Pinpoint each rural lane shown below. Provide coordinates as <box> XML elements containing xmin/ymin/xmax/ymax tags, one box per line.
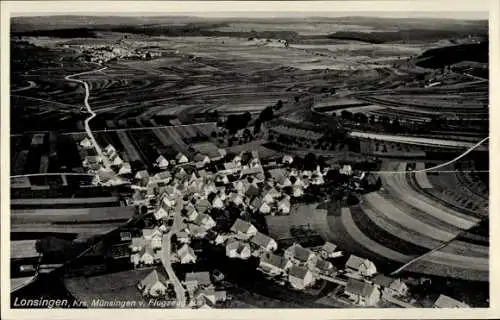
<box><xmin>65</xmin><ymin>67</ymin><xmax>110</xmax><ymax>169</ymax></box>
<box><xmin>160</xmin><ymin>199</ymin><xmax>187</xmax><ymax>308</ymax></box>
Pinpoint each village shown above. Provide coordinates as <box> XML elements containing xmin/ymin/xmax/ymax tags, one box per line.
<box><xmin>74</xmin><ymin>135</ymin><xmax>471</xmax><ymax>309</ymax></box>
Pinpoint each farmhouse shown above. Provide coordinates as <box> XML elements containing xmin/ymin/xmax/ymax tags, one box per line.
<box><xmin>212</xmin><ymin>195</ymin><xmax>224</xmax><ymax>209</ymax></box>
<box><xmin>138</xmin><ymin>269</ymin><xmax>170</xmax><ymax>298</ymax></box>
<box><xmin>320</xmin><ymin>242</ymin><xmax>341</xmax><ymax>259</ymax></box>
<box><xmin>135</xmin><ymin>170</ymin><xmax>150</xmax><ymax>183</ymax></box>
<box><xmin>177</xmin><ymin>231</ymin><xmax>191</xmax><ymax>244</ymax></box>
<box><xmin>230</xmin><ymin>219</ymin><xmax>258</xmax><ymax>240</ymax></box>
<box><xmin>284</xmin><ymin>243</ymin><xmax>316</xmax><ymax>266</ymax></box>
<box><xmin>176</xmin><ymin>152</ymin><xmax>189</xmax><ymax>164</ymax></box>
<box><xmin>184</xmin><ymin>271</ymin><xmax>213</xmax><ymax>293</ymax></box>
<box><xmin>258</xmin><ymin>252</ymin><xmax>291</xmax><ymax>276</ymax></box>
<box><xmin>277</xmin><ymin>197</ymin><xmax>291</xmax><ymax>214</ymax></box>
<box><xmin>259</xmin><ymin>201</ymin><xmax>272</xmax><ymax>214</ymax></box>
<box><xmin>372</xmin><ymin>274</ymin><xmax>409</xmax><ymax>297</ymax></box>
<box><xmin>104</xmin><ymin>144</ymin><xmax>117</xmax><ymax>157</ymax></box>
<box><xmin>194</xmin><ymin>288</ymin><xmax>227</xmax><ymax>305</ymax></box>
<box><xmin>228</xmin><ymin>192</ymin><xmax>244</xmax><ymax>206</ymax></box>
<box><xmin>250</xmin><ymin>232</ymin><xmax>278</xmax><ymax>252</ymax></box>
<box><xmin>345</xmin><ymin>254</ymin><xmax>377</xmax><ymax>277</ymax></box>
<box><xmin>288</xmin><ymin>265</ymin><xmax>314</xmax><ymax>290</ymax></box>
<box><xmin>177</xmin><ymin>244</ymin><xmax>197</xmax><ymax>264</ymax></box>
<box><xmin>118</xmin><ymin>162</ymin><xmax>132</xmax><ymax>176</ymax></box>
<box><xmin>282</xmin><ymin>155</ymin><xmax>294</xmax><ymax>165</ymax></box>
<box><xmin>226</xmin><ymin>239</ymin><xmax>252</xmax><ymax>260</ymax></box>
<box><xmin>142</xmin><ymin>228</ymin><xmax>163</xmax><ymax>249</ymax></box>
<box><xmin>313</xmin><ymin>259</ymin><xmax>336</xmax><ymax>275</ymax></box>
<box><xmin>131</xmin><ymin>244</ymin><xmax>157</xmax><ymax>266</ymax></box>
<box><xmin>80</xmin><ymin>137</ymin><xmax>93</xmax><ymax>149</ymax></box>
<box><xmin>184</xmin><ymin>204</ymin><xmax>199</xmax><ymax>221</ymax></box>
<box><xmin>154</xmin><ymin>204</ymin><xmax>170</xmax><ymax>221</ymax></box>
<box><xmin>340</xmin><ymin>165</ymin><xmax>353</xmax><ymax>176</ymax></box>
<box><xmin>433</xmin><ymin>294</ymin><xmax>470</xmax><ymax>308</ymax></box>
<box><xmin>156</xmin><ymin>155</ymin><xmax>170</xmax><ymax>170</ymax></box>
<box><xmin>193</xmin><ymin>213</ymin><xmax>216</xmax><ymax>230</ymax></box>
<box><xmin>194</xmin><ymin>153</ymin><xmax>211</xmax><ymax>168</ymax></box>
<box><xmin>129</xmin><ymin>237</ymin><xmax>146</xmax><ymax>252</ymax></box>
<box><xmin>344</xmin><ymin>278</ymin><xmax>380</xmax><ymax>306</ymax></box>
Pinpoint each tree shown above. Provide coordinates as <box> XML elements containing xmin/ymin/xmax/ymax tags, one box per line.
<box><xmin>304</xmin><ymin>153</ymin><xmax>317</xmax><ymax>170</ymax></box>
<box><xmin>276</xmin><ymin>99</ymin><xmax>283</xmax><ymax>110</ymax></box>
<box><xmin>259</xmin><ymin>106</ymin><xmax>274</xmax><ymax>122</ymax></box>
<box><xmin>341</xmin><ymin>110</ymin><xmax>353</xmax><ymax>120</ymax></box>
<box><xmin>253</xmin><ymin>119</ymin><xmax>262</xmax><ymax>134</ymax></box>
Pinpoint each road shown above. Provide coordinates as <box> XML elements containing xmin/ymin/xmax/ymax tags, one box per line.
<box><xmin>65</xmin><ymin>67</ymin><xmax>110</xmax><ymax>169</ymax></box>
<box><xmin>160</xmin><ymin>199</ymin><xmax>187</xmax><ymax>308</ymax></box>
<box><xmin>11</xmin><ymin>81</ymin><xmax>36</xmax><ymax>92</ymax></box>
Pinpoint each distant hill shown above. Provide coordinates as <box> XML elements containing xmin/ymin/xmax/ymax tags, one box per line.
<box><xmin>415</xmin><ymin>42</ymin><xmax>488</xmax><ymax>69</ymax></box>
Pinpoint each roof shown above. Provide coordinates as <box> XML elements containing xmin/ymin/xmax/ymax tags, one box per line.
<box><xmin>372</xmin><ymin>274</ymin><xmax>395</xmax><ymax>288</ymax></box>
<box><xmin>195</xmin><ymin>199</ymin><xmax>211</xmax><ymax>213</ymax></box>
<box><xmin>245</xmin><ymin>184</ymin><xmax>260</xmax><ymax>198</ymax></box>
<box><xmin>177</xmin><ymin>244</ymin><xmax>196</xmax><ymax>258</ymax></box>
<box><xmin>250</xmin><ymin>232</ymin><xmax>275</xmax><ymax>248</ymax></box>
<box><xmin>288</xmin><ymin>265</ymin><xmax>310</xmax><ymax>280</ymax></box>
<box><xmin>433</xmin><ymin>294</ymin><xmax>470</xmax><ymax>308</ymax></box>
<box><xmin>346</xmin><ymin>254</ymin><xmax>368</xmax><ymax>270</ymax></box>
<box><xmin>315</xmin><ymin>259</ymin><xmax>335</xmax><ymax>272</ymax></box>
<box><xmin>130</xmin><ymin>237</ymin><xmax>146</xmax><ymax>248</ymax></box>
<box><xmin>345</xmin><ymin>278</ymin><xmax>377</xmax><ymax>298</ymax></box>
<box><xmin>185</xmin><ymin>271</ymin><xmax>211</xmax><ymax>286</ymax></box>
<box><xmin>322</xmin><ymin>242</ymin><xmax>338</xmax><ymax>254</ymax></box>
<box><xmin>194</xmin><ymin>213</ymin><xmax>213</xmax><ymax>226</ymax></box>
<box><xmin>135</xmin><ymin>170</ymin><xmax>149</xmax><ymax>179</ymax></box>
<box><xmin>268</xmin><ymin>168</ymin><xmax>287</xmax><ymax>181</ymax></box>
<box><xmin>260</xmin><ymin>252</ymin><xmax>287</xmax><ymax>270</ymax></box>
<box><xmin>140</xmin><ymin>269</ymin><xmax>169</xmax><ymax>289</ymax></box>
<box><xmin>287</xmin><ymin>243</ymin><xmax>313</xmax><ymax>262</ymax></box>
<box><xmin>230</xmin><ymin>218</ymin><xmax>255</xmax><ymax>234</ymax></box>
<box><xmin>142</xmin><ymin>228</ymin><xmax>161</xmax><ymax>238</ymax></box>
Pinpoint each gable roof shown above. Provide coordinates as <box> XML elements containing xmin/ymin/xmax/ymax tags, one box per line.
<box><xmin>346</xmin><ymin>254</ymin><xmax>369</xmax><ymax>270</ymax></box>
<box><xmin>230</xmin><ymin>218</ymin><xmax>255</xmax><ymax>234</ymax></box>
<box><xmin>322</xmin><ymin>242</ymin><xmax>338</xmax><ymax>254</ymax></box>
<box><xmin>185</xmin><ymin>271</ymin><xmax>211</xmax><ymax>286</ymax></box>
<box><xmin>177</xmin><ymin>244</ymin><xmax>196</xmax><ymax>259</ymax></box>
<box><xmin>287</xmin><ymin>243</ymin><xmax>313</xmax><ymax>262</ymax></box>
<box><xmin>194</xmin><ymin>213</ymin><xmax>213</xmax><ymax>226</ymax></box>
<box><xmin>140</xmin><ymin>269</ymin><xmax>169</xmax><ymax>289</ymax></box>
<box><xmin>250</xmin><ymin>232</ymin><xmax>275</xmax><ymax>248</ymax></box>
<box><xmin>260</xmin><ymin>252</ymin><xmax>288</xmax><ymax>270</ymax></box>
<box><xmin>288</xmin><ymin>265</ymin><xmax>310</xmax><ymax>280</ymax></box>
<box><xmin>345</xmin><ymin>278</ymin><xmax>377</xmax><ymax>298</ymax></box>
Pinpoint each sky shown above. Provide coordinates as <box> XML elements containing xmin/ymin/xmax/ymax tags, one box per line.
<box><xmin>8</xmin><ymin>1</ymin><xmax>490</xmax><ymax>20</ymax></box>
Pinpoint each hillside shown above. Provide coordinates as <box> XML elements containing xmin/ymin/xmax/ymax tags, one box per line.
<box><xmin>415</xmin><ymin>42</ymin><xmax>488</xmax><ymax>69</ymax></box>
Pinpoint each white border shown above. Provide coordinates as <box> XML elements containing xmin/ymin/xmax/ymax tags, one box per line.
<box><xmin>1</xmin><ymin>1</ymin><xmax>498</xmax><ymax>319</ymax></box>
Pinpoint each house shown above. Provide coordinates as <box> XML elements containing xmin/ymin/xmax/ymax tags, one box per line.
<box><xmin>142</xmin><ymin>228</ymin><xmax>163</xmax><ymax>249</ymax></box>
<box><xmin>135</xmin><ymin>170</ymin><xmax>150</xmax><ymax>182</ymax></box>
<box><xmin>313</xmin><ymin>259</ymin><xmax>336</xmax><ymax>275</ymax></box>
<box><xmin>433</xmin><ymin>294</ymin><xmax>470</xmax><ymax>308</ymax></box>
<box><xmin>195</xmin><ymin>198</ymin><xmax>211</xmax><ymax>214</ymax></box>
<box><xmin>118</xmin><ymin>162</ymin><xmax>132</xmax><ymax>176</ymax></box>
<box><xmin>230</xmin><ymin>219</ymin><xmax>258</xmax><ymax>240</ymax></box>
<box><xmin>195</xmin><ymin>288</ymin><xmax>227</xmax><ymax>305</ymax></box>
<box><xmin>344</xmin><ymin>278</ymin><xmax>380</xmax><ymax>306</ymax></box>
<box><xmin>288</xmin><ymin>265</ymin><xmax>314</xmax><ymax>290</ymax></box>
<box><xmin>265</xmin><ymin>187</ymin><xmax>281</xmax><ymax>200</ymax></box>
<box><xmin>225</xmin><ymin>239</ymin><xmax>252</xmax><ymax>260</ymax></box>
<box><xmin>161</xmin><ymin>194</ymin><xmax>176</xmax><ymax>208</ymax></box>
<box><xmin>177</xmin><ymin>244</ymin><xmax>197</xmax><ymax>264</ymax></box>
<box><xmin>188</xmin><ymin>224</ymin><xmax>208</xmax><ymax>239</ymax></box>
<box><xmin>156</xmin><ymin>155</ymin><xmax>169</xmax><ymax>170</ymax></box>
<box><xmin>258</xmin><ymin>252</ymin><xmax>291</xmax><ymax>276</ymax></box>
<box><xmin>228</xmin><ymin>192</ymin><xmax>244</xmax><ymax>206</ymax></box>
<box><xmin>137</xmin><ymin>269</ymin><xmax>169</xmax><ymax>297</ymax></box>
<box><xmin>284</xmin><ymin>243</ymin><xmax>316</xmax><ymax>266</ymax></box>
<box><xmin>212</xmin><ymin>195</ymin><xmax>224</xmax><ymax>209</ymax></box>
<box><xmin>131</xmin><ymin>244</ymin><xmax>157</xmax><ymax>266</ymax></box>
<box><xmin>245</xmin><ymin>183</ymin><xmax>260</xmax><ymax>198</ymax></box>
<box><xmin>184</xmin><ymin>204</ymin><xmax>199</xmax><ymax>221</ymax></box>
<box><xmin>282</xmin><ymin>155</ymin><xmax>294</xmax><ymax>165</ymax></box>
<box><xmin>104</xmin><ymin>144</ymin><xmax>117</xmax><ymax>157</ymax></box>
<box><xmin>109</xmin><ymin>153</ymin><xmax>124</xmax><ymax>167</ymax></box>
<box><xmin>214</xmin><ymin>234</ymin><xmax>229</xmax><ymax>245</ymax></box>
<box><xmin>372</xmin><ymin>274</ymin><xmax>409</xmax><ymax>297</ymax></box>
<box><xmin>184</xmin><ymin>271</ymin><xmax>212</xmax><ymax>292</ymax></box>
<box><xmin>259</xmin><ymin>202</ymin><xmax>272</xmax><ymax>215</ymax></box>
<box><xmin>218</xmin><ymin>148</ymin><xmax>227</xmax><ymax>159</ymax></box>
<box><xmin>262</xmin><ymin>193</ymin><xmax>275</xmax><ymax>205</ymax></box>
<box><xmin>80</xmin><ymin>137</ymin><xmax>93</xmax><ymax>149</ymax></box>
<box><xmin>129</xmin><ymin>237</ymin><xmax>146</xmax><ymax>252</ymax></box>
<box><xmin>345</xmin><ymin>255</ymin><xmax>377</xmax><ymax>277</ymax></box>
<box><xmin>292</xmin><ymin>186</ymin><xmax>304</xmax><ymax>198</ymax></box>
<box><xmin>340</xmin><ymin>164</ymin><xmax>353</xmax><ymax>176</ymax></box>
<box><xmin>320</xmin><ymin>242</ymin><xmax>342</xmax><ymax>259</ymax></box>
<box><xmin>277</xmin><ymin>198</ymin><xmax>291</xmax><ymax>214</ymax></box>
<box><xmin>194</xmin><ymin>153</ymin><xmax>211</xmax><ymax>168</ymax></box>
<box><xmin>277</xmin><ymin>176</ymin><xmax>292</xmax><ymax>188</ymax></box>
<box><xmin>177</xmin><ymin>231</ymin><xmax>191</xmax><ymax>244</ymax></box>
<box><xmin>250</xmin><ymin>232</ymin><xmax>278</xmax><ymax>252</ymax></box>
<box><xmin>194</xmin><ymin>213</ymin><xmax>216</xmax><ymax>230</ymax></box>
<box><xmin>154</xmin><ymin>204</ymin><xmax>171</xmax><ymax>221</ymax></box>
<box><xmin>176</xmin><ymin>152</ymin><xmax>189</xmax><ymax>164</ymax></box>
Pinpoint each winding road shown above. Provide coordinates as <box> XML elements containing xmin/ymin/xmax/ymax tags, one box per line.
<box><xmin>65</xmin><ymin>67</ymin><xmax>110</xmax><ymax>169</ymax></box>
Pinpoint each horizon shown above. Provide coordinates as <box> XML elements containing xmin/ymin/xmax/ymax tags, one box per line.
<box><xmin>11</xmin><ymin>11</ymin><xmax>489</xmax><ymax>21</ymax></box>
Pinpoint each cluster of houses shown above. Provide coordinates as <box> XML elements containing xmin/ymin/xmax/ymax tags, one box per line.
<box><xmin>136</xmin><ymin>268</ymin><xmax>229</xmax><ymax>308</ymax></box>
